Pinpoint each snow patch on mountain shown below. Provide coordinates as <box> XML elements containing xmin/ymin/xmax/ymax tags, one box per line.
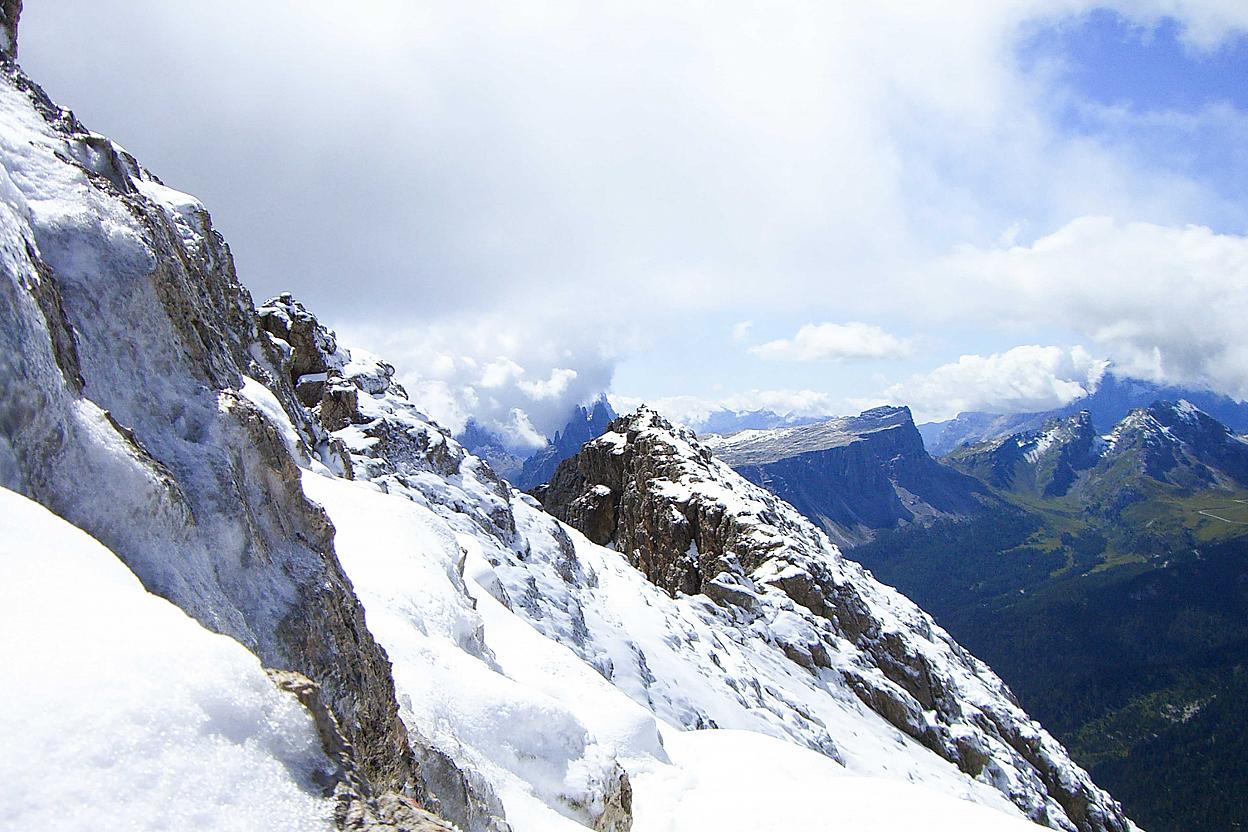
<box><xmin>0</xmin><ymin>487</ymin><xmax>337</xmax><ymax>832</ymax></box>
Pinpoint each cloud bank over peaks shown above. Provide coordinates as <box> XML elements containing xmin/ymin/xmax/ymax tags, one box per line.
<box><xmin>750</xmin><ymin>322</ymin><xmax>913</xmax><ymax>362</ymax></box>
<box><xmin>339</xmin><ymin>314</ymin><xmax>617</xmax><ymax>448</ymax></box>
<box><xmin>936</xmin><ymin>216</ymin><xmax>1248</xmax><ymax>401</ymax></box>
<box><xmin>876</xmin><ymin>345</ymin><xmax>1109</xmax><ymax>423</ymax></box>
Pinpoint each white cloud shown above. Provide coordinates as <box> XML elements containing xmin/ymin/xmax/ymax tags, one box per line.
<box><xmin>612</xmin><ymin>389</ymin><xmax>840</xmax><ymax>430</ymax></box>
<box><xmin>340</xmin><ymin>313</ymin><xmax>616</xmax><ymax>447</ymax></box>
<box><xmin>935</xmin><ymin>216</ymin><xmax>1248</xmax><ymax>400</ymax></box>
<box><xmin>881</xmin><ymin>345</ymin><xmax>1108</xmax><ymax>423</ymax></box>
<box><xmin>751</xmin><ymin>322</ymin><xmax>912</xmax><ymax>362</ymax></box>
<box><xmin>731</xmin><ymin>321</ymin><xmax>754</xmax><ymax>341</ymax></box>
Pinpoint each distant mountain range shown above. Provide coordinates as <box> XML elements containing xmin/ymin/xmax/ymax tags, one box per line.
<box><xmin>695</xmin><ymin>390</ymin><xmax>1248</xmax><ymax>831</ymax></box>
<box><xmin>704</xmin><ymin>406</ymin><xmax>994</xmax><ymax>547</ymax></box>
<box><xmin>693</xmin><ymin>408</ymin><xmax>827</xmax><ymax>435</ymax></box>
<box><xmin>919</xmin><ymin>372</ymin><xmax>1248</xmax><ymax>456</ymax></box>
<box><xmin>853</xmin><ymin>399</ymin><xmax>1248</xmax><ymax>832</ymax></box>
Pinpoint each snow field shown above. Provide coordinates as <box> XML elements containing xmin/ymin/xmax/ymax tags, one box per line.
<box><xmin>0</xmin><ymin>487</ymin><xmax>336</xmax><ymax>832</ymax></box>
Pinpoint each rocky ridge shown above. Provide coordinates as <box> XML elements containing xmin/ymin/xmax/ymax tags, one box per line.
<box><xmin>537</xmin><ymin>407</ymin><xmax>1132</xmax><ymax>832</ymax></box>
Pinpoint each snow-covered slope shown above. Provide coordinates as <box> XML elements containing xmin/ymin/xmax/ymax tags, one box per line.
<box><xmin>0</xmin><ymin>487</ymin><xmax>338</xmax><ymax>832</ymax></box>
<box><xmin>255</xmin><ymin>292</ymin><xmax>1134</xmax><ymax>832</ymax></box>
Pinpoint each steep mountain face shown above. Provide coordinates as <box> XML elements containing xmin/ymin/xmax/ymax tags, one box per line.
<box><xmin>945</xmin><ymin>412</ymin><xmax>1100</xmax><ymax>498</ymax></box>
<box><xmin>703</xmin><ymin>406</ymin><xmax>993</xmax><ymax>547</ymax></box>
<box><xmin>536</xmin><ymin>408</ymin><xmax>1132</xmax><ymax>832</ymax></box>
<box><xmin>854</xmin><ymin>401</ymin><xmax>1248</xmax><ymax>832</ymax></box>
<box><xmin>0</xmin><ymin>42</ymin><xmax>466</xmax><ymax>829</ymax></box>
<box><xmin>515</xmin><ymin>398</ymin><xmax>614</xmax><ymax>490</ymax></box>
<box><xmin>920</xmin><ymin>372</ymin><xmax>1248</xmax><ymax>457</ymax></box>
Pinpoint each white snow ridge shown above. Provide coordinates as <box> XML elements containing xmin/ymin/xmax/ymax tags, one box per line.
<box><xmin>0</xmin><ymin>21</ymin><xmax>1137</xmax><ymax>832</ymax></box>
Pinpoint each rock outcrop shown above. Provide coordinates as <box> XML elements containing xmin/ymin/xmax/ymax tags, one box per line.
<box><xmin>538</xmin><ymin>407</ymin><xmax>1133</xmax><ymax>832</ymax></box>
<box><xmin>0</xmin><ymin>0</ymin><xmax>19</xmax><ymax>56</ymax></box>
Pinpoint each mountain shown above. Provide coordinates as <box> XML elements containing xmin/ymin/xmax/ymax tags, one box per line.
<box><xmin>535</xmin><ymin>407</ymin><xmax>1132</xmax><ymax>831</ymax></box>
<box><xmin>0</xmin><ymin>15</ymin><xmax>1136</xmax><ymax>832</ymax></box>
<box><xmin>852</xmin><ymin>400</ymin><xmax>1248</xmax><ymax>832</ymax></box>
<box><xmin>276</xmin><ymin>301</ymin><xmax>1134</xmax><ymax>830</ymax></box>
<box><xmin>920</xmin><ymin>371</ymin><xmax>1248</xmax><ymax>456</ymax></box>
<box><xmin>703</xmin><ymin>406</ymin><xmax>995</xmax><ymax>547</ymax></box>
<box><xmin>513</xmin><ymin>398</ymin><xmax>615</xmax><ymax>490</ymax></box>
<box><xmin>944</xmin><ymin>411</ymin><xmax>1101</xmax><ymax>498</ymax></box>
<box><xmin>945</xmin><ymin>401</ymin><xmax>1248</xmax><ymax>505</ymax></box>
<box><xmin>919</xmin><ymin>411</ymin><xmax>1055</xmax><ymax>458</ymax></box>
<box><xmin>457</xmin><ymin>419</ymin><xmax>527</xmax><ymax>482</ymax></box>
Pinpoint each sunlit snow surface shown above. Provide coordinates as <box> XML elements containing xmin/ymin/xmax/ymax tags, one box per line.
<box><xmin>0</xmin><ymin>488</ymin><xmax>336</xmax><ymax>832</ymax></box>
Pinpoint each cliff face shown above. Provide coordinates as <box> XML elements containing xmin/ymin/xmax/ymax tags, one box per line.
<box><xmin>537</xmin><ymin>408</ymin><xmax>1133</xmax><ymax>832</ymax></box>
<box><xmin>0</xmin><ymin>1</ymin><xmax>19</xmax><ymax>55</ymax></box>
<box><xmin>0</xmin><ymin>48</ymin><xmax>440</xmax><ymax>827</ymax></box>
<box><xmin>704</xmin><ymin>407</ymin><xmax>992</xmax><ymax>547</ymax></box>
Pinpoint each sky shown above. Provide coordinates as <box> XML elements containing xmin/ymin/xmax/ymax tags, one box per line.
<box><xmin>18</xmin><ymin>2</ymin><xmax>1248</xmax><ymax>442</ymax></box>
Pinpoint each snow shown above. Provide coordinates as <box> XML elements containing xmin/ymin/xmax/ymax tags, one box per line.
<box><xmin>303</xmin><ymin>469</ymin><xmax>1045</xmax><ymax>831</ymax></box>
<box><xmin>0</xmin><ymin>487</ymin><xmax>335</xmax><ymax>832</ymax></box>
<box><xmin>302</xmin><ymin>471</ymin><xmax>633</xmax><ymax>831</ymax></box>
<box><xmin>631</xmin><ymin>728</ymin><xmax>1042</xmax><ymax>832</ymax></box>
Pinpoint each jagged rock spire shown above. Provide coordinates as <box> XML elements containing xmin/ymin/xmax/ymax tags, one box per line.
<box><xmin>1</xmin><ymin>1</ymin><xmax>21</xmax><ymax>57</ymax></box>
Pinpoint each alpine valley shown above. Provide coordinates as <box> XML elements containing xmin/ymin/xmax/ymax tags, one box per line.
<box><xmin>713</xmin><ymin>392</ymin><xmax>1248</xmax><ymax>831</ymax></box>
<box><xmin>0</xmin><ymin>7</ymin><xmax>1144</xmax><ymax>832</ymax></box>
